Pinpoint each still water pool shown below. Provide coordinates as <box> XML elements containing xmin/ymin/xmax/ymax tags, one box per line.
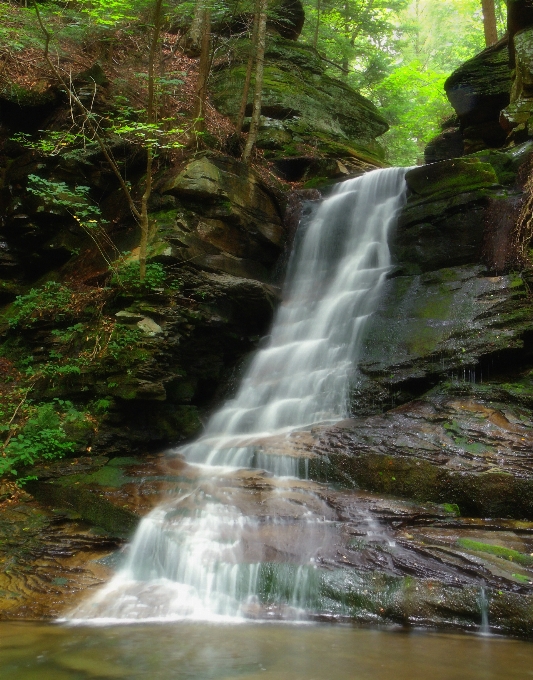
<box><xmin>1</xmin><ymin>622</ymin><xmax>532</xmax><ymax>680</ymax></box>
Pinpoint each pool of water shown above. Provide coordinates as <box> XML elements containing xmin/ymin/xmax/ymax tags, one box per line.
<box><xmin>1</xmin><ymin>622</ymin><xmax>532</xmax><ymax>680</ymax></box>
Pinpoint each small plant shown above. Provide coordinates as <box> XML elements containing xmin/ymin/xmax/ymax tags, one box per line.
<box><xmin>50</xmin><ymin>323</ymin><xmax>85</xmax><ymax>342</ymax></box>
<box><xmin>111</xmin><ymin>260</ymin><xmax>167</xmax><ymax>293</ymax></box>
<box><xmin>0</xmin><ymin>403</ymin><xmax>75</xmax><ymax>480</ymax></box>
<box><xmin>27</xmin><ymin>174</ymin><xmax>104</xmax><ymax>232</ymax></box>
<box><xmin>107</xmin><ymin>325</ymin><xmax>145</xmax><ymax>361</ymax></box>
<box><xmin>8</xmin><ymin>282</ymin><xmax>73</xmax><ymax>329</ymax></box>
<box><xmin>93</xmin><ymin>398</ymin><xmax>112</xmax><ymax>413</ymax></box>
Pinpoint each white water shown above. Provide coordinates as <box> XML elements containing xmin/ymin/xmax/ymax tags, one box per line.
<box><xmin>70</xmin><ymin>167</ymin><xmax>409</xmax><ymax>623</ymax></box>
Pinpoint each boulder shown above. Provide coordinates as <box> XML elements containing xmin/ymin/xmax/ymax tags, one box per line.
<box><xmin>424</xmin><ymin>126</ymin><xmax>464</xmax><ymax>164</ymax></box>
<box><xmin>211</xmin><ymin>36</ymin><xmax>388</xmax><ymax>181</ymax></box>
<box><xmin>159</xmin><ymin>154</ymin><xmax>285</xmax><ymax>279</ymax></box>
<box><xmin>445</xmin><ymin>39</ymin><xmax>511</xmax><ymax>152</ymax></box>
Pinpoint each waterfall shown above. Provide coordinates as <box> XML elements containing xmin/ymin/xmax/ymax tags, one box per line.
<box><xmin>70</xmin><ymin>167</ymin><xmax>409</xmax><ymax>623</ymax></box>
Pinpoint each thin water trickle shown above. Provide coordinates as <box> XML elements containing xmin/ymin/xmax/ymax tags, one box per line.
<box><xmin>70</xmin><ymin>167</ymin><xmax>409</xmax><ymax>623</ymax></box>
<box><xmin>479</xmin><ymin>586</ymin><xmax>490</xmax><ymax>635</ymax></box>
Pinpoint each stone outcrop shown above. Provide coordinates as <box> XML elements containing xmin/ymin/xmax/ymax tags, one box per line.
<box><xmin>429</xmin><ymin>5</ymin><xmax>533</xmax><ymax>157</ymax></box>
<box><xmin>212</xmin><ymin>36</ymin><xmax>388</xmax><ymax>183</ymax></box>
<box><xmin>444</xmin><ymin>39</ymin><xmax>511</xmax><ymax>154</ymax></box>
<box><xmin>0</xmin><ymin>140</ymin><xmax>286</xmax><ymax>454</ymax></box>
<box><xmin>501</xmin><ymin>27</ymin><xmax>533</xmax><ymax>144</ymax></box>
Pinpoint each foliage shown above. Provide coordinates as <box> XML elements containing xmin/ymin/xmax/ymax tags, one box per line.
<box><xmin>107</xmin><ymin>325</ymin><xmax>146</xmax><ymax>361</ymax></box>
<box><xmin>27</xmin><ymin>174</ymin><xmax>104</xmax><ymax>232</ymax></box>
<box><xmin>11</xmin><ymin>130</ymin><xmax>85</xmax><ymax>156</ymax></box>
<box><xmin>301</xmin><ymin>0</ymin><xmax>408</xmax><ymax>89</ymax></box>
<box><xmin>0</xmin><ymin>401</ymin><xmax>87</xmax><ymax>481</ymax></box>
<box><xmin>8</xmin><ymin>282</ymin><xmax>74</xmax><ymax>329</ymax></box>
<box><xmin>302</xmin><ymin>0</ymin><xmax>508</xmax><ymax>165</ymax></box>
<box><xmin>373</xmin><ymin>61</ymin><xmax>451</xmax><ymax>166</ymax></box>
<box><xmin>111</xmin><ymin>260</ymin><xmax>167</xmax><ymax>292</ymax></box>
<box><xmin>110</xmin><ymin>107</ymin><xmax>186</xmax><ymax>152</ymax></box>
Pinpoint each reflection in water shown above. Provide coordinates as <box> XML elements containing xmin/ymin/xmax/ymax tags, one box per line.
<box><xmin>1</xmin><ymin>622</ymin><xmax>533</xmax><ymax>680</ymax></box>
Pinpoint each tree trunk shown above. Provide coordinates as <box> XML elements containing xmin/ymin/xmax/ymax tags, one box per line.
<box><xmin>508</xmin><ymin>0</ymin><xmax>533</xmax><ymax>67</ymax></box>
<box><xmin>481</xmin><ymin>0</ymin><xmax>498</xmax><ymax>46</ymax></box>
<box><xmin>193</xmin><ymin>5</ymin><xmax>211</xmax><ymax>135</ymax></box>
<box><xmin>313</xmin><ymin>0</ymin><xmax>321</xmax><ymax>49</ymax></box>
<box><xmin>188</xmin><ymin>0</ymin><xmax>206</xmax><ymax>54</ymax></box>
<box><xmin>236</xmin><ymin>4</ymin><xmax>260</xmax><ymax>135</ymax></box>
<box><xmin>242</xmin><ymin>0</ymin><xmax>268</xmax><ymax>164</ymax></box>
<box><xmin>139</xmin><ymin>0</ymin><xmax>164</xmax><ymax>282</ymax></box>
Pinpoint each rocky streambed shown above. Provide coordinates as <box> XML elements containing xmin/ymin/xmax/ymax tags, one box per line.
<box><xmin>2</xmin><ymin>445</ymin><xmax>533</xmax><ymax>635</ymax></box>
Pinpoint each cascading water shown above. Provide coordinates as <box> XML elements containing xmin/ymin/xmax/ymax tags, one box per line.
<box><xmin>70</xmin><ymin>167</ymin><xmax>409</xmax><ymax>623</ymax></box>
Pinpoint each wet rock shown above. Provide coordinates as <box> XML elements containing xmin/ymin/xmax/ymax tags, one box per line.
<box><xmin>17</xmin><ymin>451</ymin><xmax>533</xmax><ymax>633</ymax></box>
<box><xmin>0</xmin><ymin>500</ymin><xmax>119</xmax><ymax>619</ymax></box>
<box><xmin>359</xmin><ymin>265</ymin><xmax>533</xmax><ymax>392</ymax></box>
<box><xmin>305</xmin><ymin>386</ymin><xmax>533</xmax><ymax>519</ymax></box>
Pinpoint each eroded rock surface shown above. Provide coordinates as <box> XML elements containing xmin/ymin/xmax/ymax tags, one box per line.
<box><xmin>4</xmin><ymin>453</ymin><xmax>532</xmax><ymax>635</ymax></box>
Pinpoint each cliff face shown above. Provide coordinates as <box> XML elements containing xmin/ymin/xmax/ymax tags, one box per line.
<box><xmin>0</xmin><ymin>8</ymin><xmax>389</xmax><ymax>461</ymax></box>
<box><xmin>4</xmin><ymin>5</ymin><xmax>533</xmax><ymax>634</ymax></box>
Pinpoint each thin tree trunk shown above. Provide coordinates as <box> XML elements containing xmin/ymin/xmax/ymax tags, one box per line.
<box><xmin>236</xmin><ymin>3</ymin><xmax>260</xmax><ymax>135</ymax></box>
<box><xmin>139</xmin><ymin>0</ymin><xmax>164</xmax><ymax>281</ymax></box>
<box><xmin>189</xmin><ymin>0</ymin><xmax>205</xmax><ymax>53</ymax></box>
<box><xmin>193</xmin><ymin>5</ymin><xmax>211</xmax><ymax>134</ymax></box>
<box><xmin>481</xmin><ymin>0</ymin><xmax>498</xmax><ymax>46</ymax></box>
<box><xmin>342</xmin><ymin>2</ymin><xmax>350</xmax><ymax>75</ymax></box>
<box><xmin>33</xmin><ymin>0</ymin><xmax>140</xmax><ymax>223</ymax></box>
<box><xmin>313</xmin><ymin>0</ymin><xmax>321</xmax><ymax>49</ymax></box>
<box><xmin>34</xmin><ymin>0</ymin><xmax>163</xmax><ymax>283</ymax></box>
<box><xmin>242</xmin><ymin>0</ymin><xmax>268</xmax><ymax>164</ymax></box>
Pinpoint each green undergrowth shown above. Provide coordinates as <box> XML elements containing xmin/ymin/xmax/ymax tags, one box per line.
<box><xmin>457</xmin><ymin>538</ymin><xmax>533</xmax><ymax>567</ymax></box>
<box><xmin>0</xmin><ymin>399</ymin><xmax>94</xmax><ymax>483</ymax></box>
<box><xmin>111</xmin><ymin>260</ymin><xmax>182</xmax><ymax>296</ymax></box>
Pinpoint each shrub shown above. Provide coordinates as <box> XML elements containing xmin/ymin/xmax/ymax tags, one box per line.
<box><xmin>8</xmin><ymin>282</ymin><xmax>73</xmax><ymax>329</ymax></box>
<box><xmin>111</xmin><ymin>261</ymin><xmax>167</xmax><ymax>293</ymax></box>
<box><xmin>0</xmin><ymin>403</ymin><xmax>76</xmax><ymax>480</ymax></box>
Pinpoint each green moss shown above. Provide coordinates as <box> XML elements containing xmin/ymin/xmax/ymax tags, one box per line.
<box><xmin>303</xmin><ymin>176</ymin><xmax>330</xmax><ymax>189</ymax></box>
<box><xmin>512</xmin><ymin>573</ymin><xmax>531</xmax><ymax>584</ymax></box>
<box><xmin>442</xmin><ymin>503</ymin><xmax>461</xmax><ymax>515</ymax></box>
<box><xmin>456</xmin><ymin>539</ymin><xmax>533</xmax><ymax>566</ymax></box>
<box><xmin>58</xmin><ymin>464</ymin><xmax>129</xmax><ymax>488</ymax></box>
<box><xmin>406</xmin><ymin>325</ymin><xmax>442</xmax><ymax>356</ymax></box>
<box><xmin>406</xmin><ymin>159</ymin><xmax>498</xmax><ymax>201</ymax></box>
<box><xmin>509</xmin><ymin>272</ymin><xmax>525</xmax><ymax>289</ymax></box>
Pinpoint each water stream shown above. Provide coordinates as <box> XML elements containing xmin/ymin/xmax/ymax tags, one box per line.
<box><xmin>70</xmin><ymin>167</ymin><xmax>409</xmax><ymax>623</ymax></box>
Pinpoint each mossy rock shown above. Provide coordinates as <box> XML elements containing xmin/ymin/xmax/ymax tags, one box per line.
<box><xmin>467</xmin><ymin>140</ymin><xmax>533</xmax><ymax>184</ymax></box>
<box><xmin>211</xmin><ymin>36</ymin><xmax>388</xmax><ymax>170</ymax></box>
<box><xmin>405</xmin><ymin>158</ymin><xmax>498</xmax><ymax>199</ymax></box>
<box><xmin>26</xmin><ymin>480</ymin><xmax>139</xmax><ymax>538</ymax></box>
<box><xmin>445</xmin><ymin>40</ymin><xmax>511</xmax><ymax>126</ymax></box>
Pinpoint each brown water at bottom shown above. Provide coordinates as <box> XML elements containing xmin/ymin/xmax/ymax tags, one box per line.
<box><xmin>1</xmin><ymin>621</ymin><xmax>532</xmax><ymax>680</ymax></box>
